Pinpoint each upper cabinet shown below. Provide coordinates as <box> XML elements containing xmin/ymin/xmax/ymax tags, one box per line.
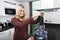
<box><xmin>15</xmin><ymin>0</ymin><xmax>39</xmax><ymax>3</ymax></box>
<box><xmin>0</xmin><ymin>0</ymin><xmax>19</xmax><ymax>16</ymax></box>
<box><xmin>32</xmin><ymin>1</ymin><xmax>41</xmax><ymax>10</ymax></box>
<box><xmin>0</xmin><ymin>1</ymin><xmax>5</xmax><ymax>15</ymax></box>
<box><xmin>32</xmin><ymin>0</ymin><xmax>54</xmax><ymax>10</ymax></box>
<box><xmin>54</xmin><ymin>0</ymin><xmax>60</xmax><ymax>8</ymax></box>
<box><xmin>32</xmin><ymin>0</ymin><xmax>60</xmax><ymax>10</ymax></box>
<box><xmin>4</xmin><ymin>0</ymin><xmax>18</xmax><ymax>8</ymax></box>
<box><xmin>40</xmin><ymin>0</ymin><xmax>54</xmax><ymax>9</ymax></box>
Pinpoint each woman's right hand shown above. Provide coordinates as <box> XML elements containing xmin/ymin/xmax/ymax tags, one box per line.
<box><xmin>28</xmin><ymin>36</ymin><xmax>34</xmax><ymax>40</ymax></box>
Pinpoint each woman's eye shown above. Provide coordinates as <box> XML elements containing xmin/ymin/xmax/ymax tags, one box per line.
<box><xmin>20</xmin><ymin>10</ymin><xmax>22</xmax><ymax>12</ymax></box>
<box><xmin>23</xmin><ymin>11</ymin><xmax>24</xmax><ymax>12</ymax></box>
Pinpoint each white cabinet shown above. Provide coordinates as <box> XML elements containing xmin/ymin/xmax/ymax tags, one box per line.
<box><xmin>0</xmin><ymin>0</ymin><xmax>18</xmax><ymax>16</ymax></box>
<box><xmin>32</xmin><ymin>0</ymin><xmax>60</xmax><ymax>10</ymax></box>
<box><xmin>4</xmin><ymin>2</ymin><xmax>17</xmax><ymax>9</ymax></box>
<box><xmin>54</xmin><ymin>0</ymin><xmax>60</xmax><ymax>8</ymax></box>
<box><xmin>32</xmin><ymin>0</ymin><xmax>54</xmax><ymax>10</ymax></box>
<box><xmin>40</xmin><ymin>0</ymin><xmax>54</xmax><ymax>9</ymax></box>
<box><xmin>0</xmin><ymin>1</ymin><xmax>5</xmax><ymax>15</ymax></box>
<box><xmin>9</xmin><ymin>28</ymin><xmax>14</xmax><ymax>40</ymax></box>
<box><xmin>32</xmin><ymin>1</ymin><xmax>41</xmax><ymax>10</ymax></box>
<box><xmin>0</xmin><ymin>28</ymin><xmax>14</xmax><ymax>40</ymax></box>
<box><xmin>0</xmin><ymin>30</ymin><xmax>10</xmax><ymax>40</ymax></box>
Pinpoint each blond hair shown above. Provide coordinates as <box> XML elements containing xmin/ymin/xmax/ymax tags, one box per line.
<box><xmin>15</xmin><ymin>4</ymin><xmax>26</xmax><ymax>20</ymax></box>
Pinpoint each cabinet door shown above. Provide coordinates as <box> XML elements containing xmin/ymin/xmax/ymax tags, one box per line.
<box><xmin>0</xmin><ymin>30</ymin><xmax>10</xmax><ymax>40</ymax></box>
<box><xmin>0</xmin><ymin>1</ymin><xmax>5</xmax><ymax>15</ymax></box>
<box><xmin>9</xmin><ymin>28</ymin><xmax>14</xmax><ymax>40</ymax></box>
<box><xmin>54</xmin><ymin>0</ymin><xmax>60</xmax><ymax>8</ymax></box>
<box><xmin>32</xmin><ymin>1</ymin><xmax>41</xmax><ymax>10</ymax></box>
<box><xmin>40</xmin><ymin>0</ymin><xmax>54</xmax><ymax>9</ymax></box>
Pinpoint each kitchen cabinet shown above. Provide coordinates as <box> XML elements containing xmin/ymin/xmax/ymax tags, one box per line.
<box><xmin>32</xmin><ymin>0</ymin><xmax>54</xmax><ymax>10</ymax></box>
<box><xmin>32</xmin><ymin>0</ymin><xmax>60</xmax><ymax>10</ymax></box>
<box><xmin>54</xmin><ymin>0</ymin><xmax>60</xmax><ymax>8</ymax></box>
<box><xmin>0</xmin><ymin>0</ymin><xmax>18</xmax><ymax>16</ymax></box>
<box><xmin>0</xmin><ymin>1</ymin><xmax>5</xmax><ymax>15</ymax></box>
<box><xmin>0</xmin><ymin>30</ymin><xmax>10</xmax><ymax>40</ymax></box>
<box><xmin>9</xmin><ymin>28</ymin><xmax>14</xmax><ymax>40</ymax></box>
<box><xmin>40</xmin><ymin>0</ymin><xmax>60</xmax><ymax>8</ymax></box>
<box><xmin>0</xmin><ymin>28</ymin><xmax>14</xmax><ymax>40</ymax></box>
<box><xmin>40</xmin><ymin>0</ymin><xmax>54</xmax><ymax>9</ymax></box>
<box><xmin>32</xmin><ymin>1</ymin><xmax>41</xmax><ymax>10</ymax></box>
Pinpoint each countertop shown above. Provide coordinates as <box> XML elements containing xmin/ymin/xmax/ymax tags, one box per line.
<box><xmin>0</xmin><ymin>26</ymin><xmax>13</xmax><ymax>32</ymax></box>
<box><xmin>44</xmin><ymin>22</ymin><xmax>60</xmax><ymax>24</ymax></box>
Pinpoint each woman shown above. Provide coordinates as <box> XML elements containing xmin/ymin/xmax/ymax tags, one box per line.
<box><xmin>11</xmin><ymin>4</ymin><xmax>43</xmax><ymax>40</ymax></box>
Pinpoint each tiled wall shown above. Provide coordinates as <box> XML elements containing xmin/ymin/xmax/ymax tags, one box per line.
<box><xmin>0</xmin><ymin>15</ymin><xmax>14</xmax><ymax>22</ymax></box>
<box><xmin>44</xmin><ymin>9</ymin><xmax>60</xmax><ymax>24</ymax></box>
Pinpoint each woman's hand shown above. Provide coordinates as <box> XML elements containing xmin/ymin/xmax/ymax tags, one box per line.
<box><xmin>32</xmin><ymin>11</ymin><xmax>44</xmax><ymax>21</ymax></box>
<box><xmin>39</xmin><ymin>11</ymin><xmax>44</xmax><ymax>17</ymax></box>
<box><xmin>28</xmin><ymin>36</ymin><xmax>34</xmax><ymax>40</ymax></box>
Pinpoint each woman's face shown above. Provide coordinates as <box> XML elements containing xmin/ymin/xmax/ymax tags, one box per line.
<box><xmin>18</xmin><ymin>8</ymin><xmax>26</xmax><ymax>18</ymax></box>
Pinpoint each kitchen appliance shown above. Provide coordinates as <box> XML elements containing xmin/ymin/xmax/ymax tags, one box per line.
<box><xmin>5</xmin><ymin>8</ymin><xmax>16</xmax><ymax>15</ymax></box>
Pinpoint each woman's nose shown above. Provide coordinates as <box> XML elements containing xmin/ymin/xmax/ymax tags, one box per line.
<box><xmin>21</xmin><ymin>11</ymin><xmax>24</xmax><ymax>13</ymax></box>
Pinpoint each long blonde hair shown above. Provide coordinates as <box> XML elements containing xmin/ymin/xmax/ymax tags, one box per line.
<box><xmin>15</xmin><ymin>4</ymin><xmax>26</xmax><ymax>20</ymax></box>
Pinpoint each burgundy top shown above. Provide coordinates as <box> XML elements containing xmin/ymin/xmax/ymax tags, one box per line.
<box><xmin>11</xmin><ymin>16</ymin><xmax>40</xmax><ymax>40</ymax></box>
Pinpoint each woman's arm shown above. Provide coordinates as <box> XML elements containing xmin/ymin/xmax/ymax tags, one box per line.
<box><xmin>31</xmin><ymin>16</ymin><xmax>40</xmax><ymax>24</ymax></box>
<box><xmin>11</xmin><ymin>17</ymin><xmax>34</xmax><ymax>28</ymax></box>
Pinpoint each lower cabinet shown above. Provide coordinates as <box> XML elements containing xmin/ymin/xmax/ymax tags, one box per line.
<box><xmin>0</xmin><ymin>28</ymin><xmax>14</xmax><ymax>40</ymax></box>
<box><xmin>0</xmin><ymin>30</ymin><xmax>10</xmax><ymax>40</ymax></box>
<box><xmin>9</xmin><ymin>28</ymin><xmax>14</xmax><ymax>40</ymax></box>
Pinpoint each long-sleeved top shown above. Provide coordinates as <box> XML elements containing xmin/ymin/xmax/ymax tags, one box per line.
<box><xmin>11</xmin><ymin>16</ymin><xmax>40</xmax><ymax>40</ymax></box>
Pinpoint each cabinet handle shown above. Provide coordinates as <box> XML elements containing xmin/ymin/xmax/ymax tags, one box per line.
<box><xmin>9</xmin><ymin>30</ymin><xmax>11</xmax><ymax>35</ymax></box>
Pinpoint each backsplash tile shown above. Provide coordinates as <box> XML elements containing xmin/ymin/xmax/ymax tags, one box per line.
<box><xmin>0</xmin><ymin>15</ymin><xmax>14</xmax><ymax>22</ymax></box>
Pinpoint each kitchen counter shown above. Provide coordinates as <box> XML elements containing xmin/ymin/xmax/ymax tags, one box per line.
<box><xmin>0</xmin><ymin>26</ymin><xmax>13</xmax><ymax>32</ymax></box>
<box><xmin>0</xmin><ymin>21</ymin><xmax>13</xmax><ymax>32</ymax></box>
<box><xmin>44</xmin><ymin>22</ymin><xmax>60</xmax><ymax>24</ymax></box>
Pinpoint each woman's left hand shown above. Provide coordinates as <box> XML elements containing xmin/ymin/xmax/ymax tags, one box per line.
<box><xmin>39</xmin><ymin>11</ymin><xmax>44</xmax><ymax>17</ymax></box>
